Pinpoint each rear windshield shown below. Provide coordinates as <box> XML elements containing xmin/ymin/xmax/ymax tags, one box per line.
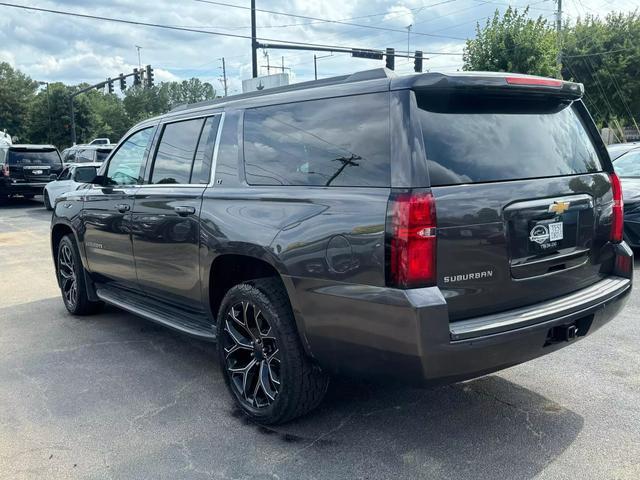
<box><xmin>95</xmin><ymin>149</ymin><xmax>112</xmax><ymax>162</ymax></box>
<box><xmin>7</xmin><ymin>149</ymin><xmax>62</xmax><ymax>167</ymax></box>
<box><xmin>417</xmin><ymin>96</ymin><xmax>603</xmax><ymax>186</ymax></box>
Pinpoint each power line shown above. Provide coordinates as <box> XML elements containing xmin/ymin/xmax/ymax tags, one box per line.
<box><xmin>564</xmin><ymin>48</ymin><xmax>636</xmax><ymax>58</ymax></box>
<box><xmin>0</xmin><ymin>2</ymin><xmax>464</xmax><ymax>56</ymax></box>
<box><xmin>193</xmin><ymin>0</ymin><xmax>468</xmax><ymax>41</ymax></box>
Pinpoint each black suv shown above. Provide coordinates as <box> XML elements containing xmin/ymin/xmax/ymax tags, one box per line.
<box><xmin>51</xmin><ymin>69</ymin><xmax>633</xmax><ymax>424</ymax></box>
<box><xmin>1</xmin><ymin>144</ymin><xmax>63</xmax><ymax>200</ymax></box>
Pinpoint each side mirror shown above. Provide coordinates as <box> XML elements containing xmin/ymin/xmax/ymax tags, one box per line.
<box><xmin>91</xmin><ymin>175</ymin><xmax>106</xmax><ymax>186</ymax></box>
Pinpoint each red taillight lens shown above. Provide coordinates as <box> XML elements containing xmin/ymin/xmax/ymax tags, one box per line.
<box><xmin>610</xmin><ymin>172</ymin><xmax>623</xmax><ymax>243</ymax></box>
<box><xmin>0</xmin><ymin>164</ymin><xmax>8</xmax><ymax>177</ymax></box>
<box><xmin>388</xmin><ymin>190</ymin><xmax>437</xmax><ymax>288</ymax></box>
<box><xmin>505</xmin><ymin>76</ymin><xmax>563</xmax><ymax>87</ymax></box>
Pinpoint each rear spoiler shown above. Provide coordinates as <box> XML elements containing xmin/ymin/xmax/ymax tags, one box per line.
<box><xmin>392</xmin><ymin>72</ymin><xmax>584</xmax><ymax>100</ymax></box>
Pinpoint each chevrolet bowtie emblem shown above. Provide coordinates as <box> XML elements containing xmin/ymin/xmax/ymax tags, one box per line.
<box><xmin>548</xmin><ymin>201</ymin><xmax>570</xmax><ymax>214</ymax></box>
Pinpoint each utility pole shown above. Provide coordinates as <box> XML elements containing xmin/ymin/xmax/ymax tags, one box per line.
<box><xmin>407</xmin><ymin>24</ymin><xmax>412</xmax><ymax>58</ymax></box>
<box><xmin>314</xmin><ymin>54</ymin><xmax>317</xmax><ymax>80</ymax></box>
<box><xmin>38</xmin><ymin>81</ymin><xmax>52</xmax><ymax>144</ymax></box>
<box><xmin>70</xmin><ymin>97</ymin><xmax>77</xmax><ymax>145</ymax></box>
<box><xmin>556</xmin><ymin>0</ymin><xmax>563</xmax><ymax>78</ymax></box>
<box><xmin>220</xmin><ymin>57</ymin><xmax>228</xmax><ymax>96</ymax></box>
<box><xmin>251</xmin><ymin>0</ymin><xmax>258</xmax><ymax>78</ymax></box>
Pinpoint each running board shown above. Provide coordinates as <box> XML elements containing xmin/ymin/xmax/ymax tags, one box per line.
<box><xmin>96</xmin><ymin>286</ymin><xmax>217</xmax><ymax>341</ymax></box>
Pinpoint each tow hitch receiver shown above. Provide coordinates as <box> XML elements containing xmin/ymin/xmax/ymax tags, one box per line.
<box><xmin>546</xmin><ymin>324</ymin><xmax>578</xmax><ymax>345</ymax></box>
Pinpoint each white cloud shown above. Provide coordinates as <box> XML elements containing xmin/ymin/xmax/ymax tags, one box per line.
<box><xmin>383</xmin><ymin>5</ymin><xmax>414</xmax><ymax>28</ymax></box>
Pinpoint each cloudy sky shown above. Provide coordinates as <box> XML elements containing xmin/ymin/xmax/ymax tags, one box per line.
<box><xmin>0</xmin><ymin>0</ymin><xmax>637</xmax><ymax>95</ymax></box>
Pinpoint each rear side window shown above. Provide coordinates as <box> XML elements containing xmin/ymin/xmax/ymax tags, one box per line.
<box><xmin>243</xmin><ymin>93</ymin><xmax>390</xmax><ymax>187</ymax></box>
<box><xmin>77</xmin><ymin>149</ymin><xmax>94</xmax><ymax>163</ymax></box>
<box><xmin>7</xmin><ymin>149</ymin><xmax>62</xmax><ymax>167</ymax></box>
<box><xmin>417</xmin><ymin>96</ymin><xmax>602</xmax><ymax>186</ymax></box>
<box><xmin>150</xmin><ymin>118</ymin><xmax>208</xmax><ymax>185</ymax></box>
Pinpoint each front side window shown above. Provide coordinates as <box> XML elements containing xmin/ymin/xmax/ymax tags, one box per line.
<box><xmin>76</xmin><ymin>149</ymin><xmax>95</xmax><ymax>163</ymax></box>
<box><xmin>150</xmin><ymin>118</ymin><xmax>205</xmax><ymax>185</ymax></box>
<box><xmin>243</xmin><ymin>93</ymin><xmax>391</xmax><ymax>187</ymax></box>
<box><xmin>105</xmin><ymin>127</ymin><xmax>154</xmax><ymax>186</ymax></box>
<box><xmin>614</xmin><ymin>150</ymin><xmax>640</xmax><ymax>177</ymax></box>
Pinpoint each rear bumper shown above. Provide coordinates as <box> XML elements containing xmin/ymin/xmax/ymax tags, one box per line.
<box><xmin>291</xmin><ymin>248</ymin><xmax>632</xmax><ymax>385</ymax></box>
<box><xmin>0</xmin><ymin>180</ymin><xmax>47</xmax><ymax>195</ymax></box>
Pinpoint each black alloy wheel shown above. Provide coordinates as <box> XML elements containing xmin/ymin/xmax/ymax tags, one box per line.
<box><xmin>58</xmin><ymin>242</ymin><xmax>79</xmax><ymax>311</ymax></box>
<box><xmin>222</xmin><ymin>300</ymin><xmax>281</xmax><ymax>409</ymax></box>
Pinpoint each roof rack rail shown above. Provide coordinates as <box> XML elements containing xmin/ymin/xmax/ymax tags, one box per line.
<box><xmin>169</xmin><ymin>68</ymin><xmax>395</xmax><ymax>113</ymax></box>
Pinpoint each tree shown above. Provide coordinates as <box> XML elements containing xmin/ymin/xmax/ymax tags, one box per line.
<box><xmin>562</xmin><ymin>12</ymin><xmax>640</xmax><ymax>129</ymax></box>
<box><xmin>0</xmin><ymin>62</ymin><xmax>38</xmax><ymax>142</ymax></box>
<box><xmin>162</xmin><ymin>78</ymin><xmax>216</xmax><ymax>106</ymax></box>
<box><xmin>463</xmin><ymin>7</ymin><xmax>558</xmax><ymax>78</ymax></box>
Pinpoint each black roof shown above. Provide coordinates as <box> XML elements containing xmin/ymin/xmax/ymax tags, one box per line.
<box><xmin>137</xmin><ymin>68</ymin><xmax>583</xmax><ymax>127</ymax></box>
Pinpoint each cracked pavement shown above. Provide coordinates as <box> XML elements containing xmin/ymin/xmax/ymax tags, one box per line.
<box><xmin>1</xmin><ymin>197</ymin><xmax>639</xmax><ymax>479</ymax></box>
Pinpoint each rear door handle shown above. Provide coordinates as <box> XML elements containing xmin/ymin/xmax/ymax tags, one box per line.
<box><xmin>174</xmin><ymin>206</ymin><xmax>196</xmax><ymax>216</ymax></box>
<box><xmin>116</xmin><ymin>203</ymin><xmax>130</xmax><ymax>213</ymax></box>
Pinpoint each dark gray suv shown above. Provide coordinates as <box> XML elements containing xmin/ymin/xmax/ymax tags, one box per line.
<box><xmin>50</xmin><ymin>69</ymin><xmax>633</xmax><ymax>424</ymax></box>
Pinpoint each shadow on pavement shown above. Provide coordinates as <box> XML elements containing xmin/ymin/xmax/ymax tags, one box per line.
<box><xmin>2</xmin><ymin>298</ymin><xmax>584</xmax><ymax>480</ymax></box>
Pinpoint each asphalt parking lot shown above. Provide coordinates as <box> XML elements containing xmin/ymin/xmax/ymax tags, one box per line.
<box><xmin>1</xmin><ymin>197</ymin><xmax>639</xmax><ymax>480</ymax></box>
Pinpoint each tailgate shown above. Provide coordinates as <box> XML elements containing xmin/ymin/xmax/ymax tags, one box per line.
<box><xmin>415</xmin><ymin>88</ymin><xmax>614</xmax><ymax>321</ymax></box>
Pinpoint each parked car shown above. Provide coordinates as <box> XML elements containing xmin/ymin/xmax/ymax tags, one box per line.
<box><xmin>89</xmin><ymin>138</ymin><xmax>111</xmax><ymax>145</ymax></box>
<box><xmin>607</xmin><ymin>141</ymin><xmax>640</xmax><ymax>161</ymax></box>
<box><xmin>61</xmin><ymin>144</ymin><xmax>114</xmax><ymax>166</ymax></box>
<box><xmin>1</xmin><ymin>144</ymin><xmax>63</xmax><ymax>201</ymax></box>
<box><xmin>51</xmin><ymin>69</ymin><xmax>632</xmax><ymax>425</ymax></box>
<box><xmin>610</xmin><ymin>146</ymin><xmax>640</xmax><ymax>247</ymax></box>
<box><xmin>43</xmin><ymin>162</ymin><xmax>102</xmax><ymax>210</ymax></box>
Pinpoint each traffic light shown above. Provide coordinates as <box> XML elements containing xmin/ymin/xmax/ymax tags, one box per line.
<box><xmin>107</xmin><ymin>78</ymin><xmax>114</xmax><ymax>94</ymax></box>
<box><xmin>119</xmin><ymin>74</ymin><xmax>126</xmax><ymax>90</ymax></box>
<box><xmin>414</xmin><ymin>50</ymin><xmax>423</xmax><ymax>73</ymax></box>
<box><xmin>133</xmin><ymin>68</ymin><xmax>141</xmax><ymax>86</ymax></box>
<box><xmin>146</xmin><ymin>65</ymin><xmax>154</xmax><ymax>88</ymax></box>
<box><xmin>385</xmin><ymin>48</ymin><xmax>395</xmax><ymax>71</ymax></box>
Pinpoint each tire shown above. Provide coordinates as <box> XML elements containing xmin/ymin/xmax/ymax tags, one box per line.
<box><xmin>44</xmin><ymin>191</ymin><xmax>53</xmax><ymax>211</ymax></box>
<box><xmin>56</xmin><ymin>235</ymin><xmax>103</xmax><ymax>315</ymax></box>
<box><xmin>217</xmin><ymin>278</ymin><xmax>329</xmax><ymax>425</ymax></box>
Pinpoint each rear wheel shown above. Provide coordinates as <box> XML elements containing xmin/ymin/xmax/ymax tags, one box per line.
<box><xmin>217</xmin><ymin>278</ymin><xmax>328</xmax><ymax>424</ymax></box>
<box><xmin>57</xmin><ymin>235</ymin><xmax>103</xmax><ymax>315</ymax></box>
<box><xmin>44</xmin><ymin>191</ymin><xmax>53</xmax><ymax>211</ymax></box>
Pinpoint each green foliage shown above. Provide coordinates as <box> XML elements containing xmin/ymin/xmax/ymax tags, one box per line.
<box><xmin>463</xmin><ymin>7</ymin><xmax>558</xmax><ymax>77</ymax></box>
<box><xmin>562</xmin><ymin>12</ymin><xmax>640</xmax><ymax>127</ymax></box>
<box><xmin>1</xmin><ymin>63</ymin><xmax>216</xmax><ymax>149</ymax></box>
<box><xmin>0</xmin><ymin>62</ymin><xmax>38</xmax><ymax>142</ymax></box>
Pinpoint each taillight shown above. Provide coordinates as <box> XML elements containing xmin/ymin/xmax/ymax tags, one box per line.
<box><xmin>387</xmin><ymin>190</ymin><xmax>437</xmax><ymax>288</ymax></box>
<box><xmin>0</xmin><ymin>163</ymin><xmax>8</xmax><ymax>177</ymax></box>
<box><xmin>610</xmin><ymin>172</ymin><xmax>623</xmax><ymax>243</ymax></box>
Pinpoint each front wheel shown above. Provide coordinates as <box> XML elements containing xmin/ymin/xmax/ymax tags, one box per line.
<box><xmin>217</xmin><ymin>278</ymin><xmax>328</xmax><ymax>424</ymax></box>
<box><xmin>57</xmin><ymin>235</ymin><xmax>103</xmax><ymax>315</ymax></box>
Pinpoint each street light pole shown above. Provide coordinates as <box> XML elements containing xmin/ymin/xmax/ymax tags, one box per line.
<box><xmin>251</xmin><ymin>0</ymin><xmax>258</xmax><ymax>78</ymax></box>
<box><xmin>38</xmin><ymin>81</ymin><xmax>52</xmax><ymax>144</ymax></box>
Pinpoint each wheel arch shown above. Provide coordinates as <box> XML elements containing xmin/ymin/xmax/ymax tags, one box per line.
<box><xmin>205</xmin><ymin>252</ymin><xmax>313</xmax><ymax>357</ymax></box>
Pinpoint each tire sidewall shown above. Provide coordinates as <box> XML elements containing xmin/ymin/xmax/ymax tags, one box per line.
<box><xmin>57</xmin><ymin>235</ymin><xmax>82</xmax><ymax>314</ymax></box>
<box><xmin>217</xmin><ymin>283</ymin><xmax>293</xmax><ymax>422</ymax></box>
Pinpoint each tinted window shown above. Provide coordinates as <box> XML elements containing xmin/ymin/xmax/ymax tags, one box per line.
<box><xmin>614</xmin><ymin>150</ymin><xmax>640</xmax><ymax>177</ymax></box>
<box><xmin>7</xmin><ymin>149</ymin><xmax>62</xmax><ymax>167</ymax></box>
<box><xmin>191</xmin><ymin>116</ymin><xmax>220</xmax><ymax>184</ymax></box>
<box><xmin>77</xmin><ymin>149</ymin><xmax>94</xmax><ymax>163</ymax></box>
<box><xmin>95</xmin><ymin>149</ymin><xmax>112</xmax><ymax>162</ymax></box>
<box><xmin>74</xmin><ymin>166</ymin><xmax>98</xmax><ymax>182</ymax></box>
<box><xmin>151</xmin><ymin>118</ymin><xmax>204</xmax><ymax>184</ymax></box>
<box><xmin>58</xmin><ymin>167</ymin><xmax>71</xmax><ymax>181</ymax></box>
<box><xmin>417</xmin><ymin>99</ymin><xmax>602</xmax><ymax>186</ymax></box>
<box><xmin>243</xmin><ymin>93</ymin><xmax>390</xmax><ymax>186</ymax></box>
<box><xmin>106</xmin><ymin>127</ymin><xmax>154</xmax><ymax>186</ymax></box>
<box><xmin>214</xmin><ymin>111</ymin><xmax>241</xmax><ymax>186</ymax></box>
